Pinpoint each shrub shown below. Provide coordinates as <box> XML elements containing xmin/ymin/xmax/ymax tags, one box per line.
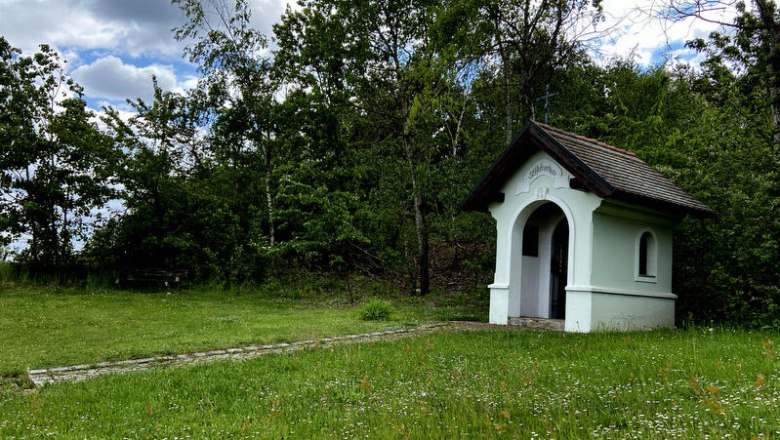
<box><xmin>359</xmin><ymin>298</ymin><xmax>392</xmax><ymax>321</ymax></box>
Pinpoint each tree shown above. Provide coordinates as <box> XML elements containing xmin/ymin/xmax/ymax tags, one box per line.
<box><xmin>94</xmin><ymin>80</ymin><xmax>204</xmax><ymax>273</ymax></box>
<box><xmin>662</xmin><ymin>0</ymin><xmax>780</xmax><ymax>147</ymax></box>
<box><xmin>275</xmin><ymin>0</ymin><xmax>482</xmax><ymax>294</ymax></box>
<box><xmin>654</xmin><ymin>1</ymin><xmax>780</xmax><ymax>324</ymax></box>
<box><xmin>173</xmin><ymin>0</ymin><xmax>282</xmax><ymax>283</ymax></box>
<box><xmin>442</xmin><ymin>0</ymin><xmax>605</xmax><ymax>143</ymax></box>
<box><xmin>0</xmin><ymin>37</ymin><xmax>117</xmax><ymax>272</ymax></box>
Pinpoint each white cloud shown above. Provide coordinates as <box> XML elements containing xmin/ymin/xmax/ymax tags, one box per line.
<box><xmin>0</xmin><ymin>0</ymin><xmax>298</xmax><ymax>110</ymax></box>
<box><xmin>71</xmin><ymin>56</ymin><xmax>195</xmax><ymax>103</ymax></box>
<box><xmin>0</xmin><ymin>0</ymin><xmax>188</xmax><ymax>58</ymax></box>
<box><xmin>0</xmin><ymin>0</ymin><xmax>297</xmax><ymax>59</ymax></box>
<box><xmin>251</xmin><ymin>0</ymin><xmax>290</xmax><ymax>38</ymax></box>
<box><xmin>591</xmin><ymin>0</ymin><xmax>740</xmax><ymax>66</ymax></box>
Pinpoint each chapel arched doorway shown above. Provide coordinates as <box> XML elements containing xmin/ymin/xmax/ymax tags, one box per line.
<box><xmin>517</xmin><ymin>202</ymin><xmax>570</xmax><ymax>319</ymax></box>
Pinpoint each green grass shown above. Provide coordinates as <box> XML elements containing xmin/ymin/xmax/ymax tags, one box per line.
<box><xmin>3</xmin><ymin>281</ymin><xmax>776</xmax><ymax>437</ymax></box>
<box><xmin>1</xmin><ymin>328</ymin><xmax>779</xmax><ymax>438</ymax></box>
<box><xmin>0</xmin><ymin>283</ymin><xmax>485</xmax><ymax>376</ymax></box>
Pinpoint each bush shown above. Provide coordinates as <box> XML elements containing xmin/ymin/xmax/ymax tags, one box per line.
<box><xmin>359</xmin><ymin>298</ymin><xmax>392</xmax><ymax>321</ymax></box>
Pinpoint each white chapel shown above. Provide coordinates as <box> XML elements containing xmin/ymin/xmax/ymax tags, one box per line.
<box><xmin>462</xmin><ymin>122</ymin><xmax>712</xmax><ymax>332</ymax></box>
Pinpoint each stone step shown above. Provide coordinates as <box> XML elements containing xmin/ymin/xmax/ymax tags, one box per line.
<box><xmin>508</xmin><ymin>316</ymin><xmax>565</xmax><ymax>331</ymax></box>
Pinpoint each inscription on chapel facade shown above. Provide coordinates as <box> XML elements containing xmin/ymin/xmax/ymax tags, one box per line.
<box><xmin>517</xmin><ymin>159</ymin><xmax>569</xmax><ymax>194</ymax></box>
<box><xmin>529</xmin><ymin>162</ymin><xmax>558</xmax><ymax>180</ymax></box>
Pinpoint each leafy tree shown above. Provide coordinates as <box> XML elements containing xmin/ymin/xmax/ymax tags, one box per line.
<box><xmin>173</xmin><ymin>0</ymin><xmax>281</xmax><ymax>283</ymax></box>
<box><xmin>92</xmin><ymin>81</ymin><xmax>203</xmax><ymax>273</ymax></box>
<box><xmin>663</xmin><ymin>0</ymin><xmax>780</xmax><ymax>145</ymax></box>
<box><xmin>0</xmin><ymin>37</ymin><xmax>118</xmax><ymax>272</ymax></box>
<box><xmin>275</xmin><ymin>0</ymin><xmax>485</xmax><ymax>294</ymax></box>
<box><xmin>442</xmin><ymin>0</ymin><xmax>605</xmax><ymax>142</ymax></box>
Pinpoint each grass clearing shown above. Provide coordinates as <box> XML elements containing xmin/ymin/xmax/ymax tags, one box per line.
<box><xmin>1</xmin><ymin>328</ymin><xmax>778</xmax><ymax>438</ymax></box>
<box><xmin>3</xmin><ymin>281</ymin><xmax>777</xmax><ymax>437</ymax></box>
<box><xmin>0</xmin><ymin>283</ymin><xmax>485</xmax><ymax>376</ymax></box>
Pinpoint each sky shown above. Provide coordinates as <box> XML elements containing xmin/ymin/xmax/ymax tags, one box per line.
<box><xmin>0</xmin><ymin>0</ymin><xmax>294</xmax><ymax>111</ymax></box>
<box><xmin>0</xmin><ymin>0</ymin><xmax>741</xmax><ymax>115</ymax></box>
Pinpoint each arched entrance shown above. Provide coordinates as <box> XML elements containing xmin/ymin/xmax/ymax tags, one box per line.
<box><xmin>513</xmin><ymin>202</ymin><xmax>570</xmax><ymax>320</ymax></box>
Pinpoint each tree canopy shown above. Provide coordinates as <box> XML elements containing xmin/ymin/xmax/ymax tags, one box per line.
<box><xmin>1</xmin><ymin>0</ymin><xmax>779</xmax><ymax>326</ymax></box>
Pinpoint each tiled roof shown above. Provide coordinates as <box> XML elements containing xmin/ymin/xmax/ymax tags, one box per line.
<box><xmin>462</xmin><ymin>121</ymin><xmax>713</xmax><ymax>217</ymax></box>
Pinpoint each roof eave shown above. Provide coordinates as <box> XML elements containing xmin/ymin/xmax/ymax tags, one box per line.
<box><xmin>529</xmin><ymin>122</ymin><xmax>614</xmax><ymax>198</ymax></box>
<box><xmin>609</xmin><ymin>190</ymin><xmax>715</xmax><ymax>219</ymax></box>
<box><xmin>461</xmin><ymin>121</ymin><xmax>536</xmax><ymax>212</ymax></box>
<box><xmin>461</xmin><ymin>121</ymin><xmax>615</xmax><ymax>212</ymax></box>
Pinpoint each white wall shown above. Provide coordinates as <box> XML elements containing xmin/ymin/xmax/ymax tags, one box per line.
<box><xmin>486</xmin><ymin>151</ymin><xmax>680</xmax><ymax>332</ymax></box>
<box><xmin>565</xmin><ymin>289</ymin><xmax>676</xmax><ymax>332</ymax></box>
<box><xmin>590</xmin><ymin>202</ymin><xmax>677</xmax><ymax>295</ymax></box>
<box><xmin>519</xmin><ymin>256</ymin><xmax>539</xmax><ymax>316</ymax></box>
<box><xmin>487</xmin><ymin>150</ymin><xmax>601</xmax><ymax>325</ymax></box>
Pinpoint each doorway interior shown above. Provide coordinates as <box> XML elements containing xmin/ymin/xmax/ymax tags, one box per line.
<box><xmin>518</xmin><ymin>203</ymin><xmax>569</xmax><ymax>319</ymax></box>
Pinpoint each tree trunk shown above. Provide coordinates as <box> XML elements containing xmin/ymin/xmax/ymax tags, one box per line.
<box><xmin>490</xmin><ymin>7</ymin><xmax>513</xmax><ymax>145</ymax></box>
<box><xmin>262</xmin><ymin>139</ymin><xmax>276</xmax><ymax>246</ymax></box>
<box><xmin>413</xmin><ymin>194</ymin><xmax>429</xmax><ymax>295</ymax></box>
<box><xmin>403</xmin><ymin>133</ymin><xmax>430</xmax><ymax>296</ymax></box>
<box><xmin>755</xmin><ymin>0</ymin><xmax>780</xmax><ymax>146</ymax></box>
<box><xmin>501</xmin><ymin>48</ymin><xmax>513</xmax><ymax>145</ymax></box>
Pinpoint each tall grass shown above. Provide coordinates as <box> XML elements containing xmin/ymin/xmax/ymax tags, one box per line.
<box><xmin>1</xmin><ymin>328</ymin><xmax>778</xmax><ymax>438</ymax></box>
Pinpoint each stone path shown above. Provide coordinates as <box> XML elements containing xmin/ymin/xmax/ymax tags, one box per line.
<box><xmin>27</xmin><ymin>323</ymin><xmax>449</xmax><ymax>387</ymax></box>
<box><xmin>26</xmin><ymin>320</ymin><xmax>559</xmax><ymax>387</ymax></box>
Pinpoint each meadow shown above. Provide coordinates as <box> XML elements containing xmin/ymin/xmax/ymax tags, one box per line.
<box><xmin>1</xmin><ymin>283</ymin><xmax>778</xmax><ymax>438</ymax></box>
<box><xmin>0</xmin><ymin>280</ymin><xmax>483</xmax><ymax>377</ymax></box>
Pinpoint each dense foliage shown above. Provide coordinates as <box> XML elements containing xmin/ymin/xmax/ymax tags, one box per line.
<box><xmin>1</xmin><ymin>0</ymin><xmax>779</xmax><ymax>325</ymax></box>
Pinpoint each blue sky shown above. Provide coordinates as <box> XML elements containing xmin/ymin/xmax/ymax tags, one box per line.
<box><xmin>0</xmin><ymin>0</ymin><xmax>737</xmax><ymax>115</ymax></box>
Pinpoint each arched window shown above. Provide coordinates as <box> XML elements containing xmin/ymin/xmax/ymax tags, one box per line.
<box><xmin>637</xmin><ymin>230</ymin><xmax>657</xmax><ymax>281</ymax></box>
